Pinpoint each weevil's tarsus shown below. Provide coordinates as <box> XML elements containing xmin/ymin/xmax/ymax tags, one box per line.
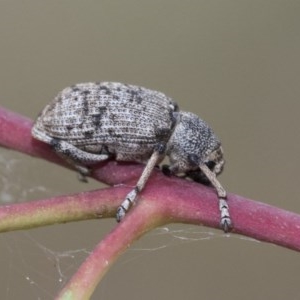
<box><xmin>116</xmin><ymin>188</ymin><xmax>138</xmax><ymax>222</ymax></box>
<box><xmin>116</xmin><ymin>144</ymin><xmax>166</xmax><ymax>222</ymax></box>
<box><xmin>199</xmin><ymin>163</ymin><xmax>232</xmax><ymax>232</ymax></box>
<box><xmin>76</xmin><ymin>166</ymin><xmax>91</xmax><ymax>183</ymax></box>
<box><xmin>219</xmin><ymin>198</ymin><xmax>232</xmax><ymax>233</ymax></box>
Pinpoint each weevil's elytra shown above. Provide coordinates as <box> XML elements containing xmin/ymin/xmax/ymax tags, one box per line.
<box><xmin>32</xmin><ymin>82</ymin><xmax>232</xmax><ymax>232</ymax></box>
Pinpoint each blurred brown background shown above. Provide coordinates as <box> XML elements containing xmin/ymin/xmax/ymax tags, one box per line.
<box><xmin>1</xmin><ymin>1</ymin><xmax>300</xmax><ymax>299</ymax></box>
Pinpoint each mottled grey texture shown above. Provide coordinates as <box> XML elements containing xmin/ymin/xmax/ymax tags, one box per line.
<box><xmin>32</xmin><ymin>82</ymin><xmax>178</xmax><ymax>164</ymax></box>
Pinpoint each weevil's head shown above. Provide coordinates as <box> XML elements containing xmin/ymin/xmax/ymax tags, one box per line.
<box><xmin>167</xmin><ymin>111</ymin><xmax>225</xmax><ymax>178</ymax></box>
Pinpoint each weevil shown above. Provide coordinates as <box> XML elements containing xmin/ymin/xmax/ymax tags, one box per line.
<box><xmin>31</xmin><ymin>82</ymin><xmax>232</xmax><ymax>232</ymax></box>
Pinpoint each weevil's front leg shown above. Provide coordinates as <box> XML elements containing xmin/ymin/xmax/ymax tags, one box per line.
<box><xmin>199</xmin><ymin>164</ymin><xmax>232</xmax><ymax>233</ymax></box>
<box><xmin>116</xmin><ymin>143</ymin><xmax>166</xmax><ymax>222</ymax></box>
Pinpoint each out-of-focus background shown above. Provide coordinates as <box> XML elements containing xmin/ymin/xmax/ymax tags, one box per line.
<box><xmin>1</xmin><ymin>1</ymin><xmax>300</xmax><ymax>299</ymax></box>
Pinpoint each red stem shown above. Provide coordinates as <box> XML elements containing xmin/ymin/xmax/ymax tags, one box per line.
<box><xmin>1</xmin><ymin>106</ymin><xmax>300</xmax><ymax>251</ymax></box>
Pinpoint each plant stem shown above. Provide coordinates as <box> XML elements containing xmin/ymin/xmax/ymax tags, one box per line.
<box><xmin>1</xmin><ymin>105</ymin><xmax>300</xmax><ymax>300</ymax></box>
<box><xmin>56</xmin><ymin>201</ymin><xmax>163</xmax><ymax>300</ymax></box>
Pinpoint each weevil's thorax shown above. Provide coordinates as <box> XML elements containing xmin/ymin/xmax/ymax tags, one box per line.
<box><xmin>167</xmin><ymin>111</ymin><xmax>224</xmax><ymax>175</ymax></box>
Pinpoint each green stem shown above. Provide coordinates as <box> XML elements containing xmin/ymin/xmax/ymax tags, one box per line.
<box><xmin>56</xmin><ymin>201</ymin><xmax>164</xmax><ymax>300</ymax></box>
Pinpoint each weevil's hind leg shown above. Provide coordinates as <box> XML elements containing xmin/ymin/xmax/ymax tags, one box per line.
<box><xmin>116</xmin><ymin>143</ymin><xmax>166</xmax><ymax>222</ymax></box>
<box><xmin>50</xmin><ymin>138</ymin><xmax>110</xmax><ymax>182</ymax></box>
<box><xmin>199</xmin><ymin>164</ymin><xmax>232</xmax><ymax>232</ymax></box>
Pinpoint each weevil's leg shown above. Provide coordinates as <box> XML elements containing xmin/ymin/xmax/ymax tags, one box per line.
<box><xmin>51</xmin><ymin>138</ymin><xmax>110</xmax><ymax>181</ymax></box>
<box><xmin>116</xmin><ymin>143</ymin><xmax>166</xmax><ymax>222</ymax></box>
<box><xmin>199</xmin><ymin>164</ymin><xmax>232</xmax><ymax>233</ymax></box>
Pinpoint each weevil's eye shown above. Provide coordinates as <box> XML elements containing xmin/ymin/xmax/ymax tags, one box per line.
<box><xmin>205</xmin><ymin>160</ymin><xmax>216</xmax><ymax>170</ymax></box>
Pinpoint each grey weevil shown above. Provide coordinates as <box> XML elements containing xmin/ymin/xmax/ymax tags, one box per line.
<box><xmin>31</xmin><ymin>82</ymin><xmax>232</xmax><ymax>232</ymax></box>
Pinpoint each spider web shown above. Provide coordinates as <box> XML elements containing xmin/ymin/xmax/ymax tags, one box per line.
<box><xmin>0</xmin><ymin>150</ymin><xmax>254</xmax><ymax>299</ymax></box>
